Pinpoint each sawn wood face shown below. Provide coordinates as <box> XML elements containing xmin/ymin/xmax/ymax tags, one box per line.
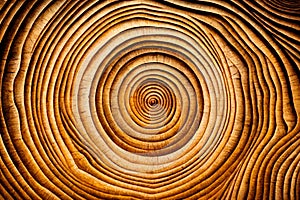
<box><xmin>0</xmin><ymin>1</ymin><xmax>299</xmax><ymax>199</ymax></box>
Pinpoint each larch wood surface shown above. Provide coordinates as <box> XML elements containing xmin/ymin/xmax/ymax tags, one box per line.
<box><xmin>0</xmin><ymin>1</ymin><xmax>299</xmax><ymax>199</ymax></box>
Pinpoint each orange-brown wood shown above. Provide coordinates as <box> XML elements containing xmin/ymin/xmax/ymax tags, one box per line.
<box><xmin>0</xmin><ymin>1</ymin><xmax>299</xmax><ymax>199</ymax></box>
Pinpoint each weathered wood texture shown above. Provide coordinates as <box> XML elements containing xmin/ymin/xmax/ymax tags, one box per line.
<box><xmin>0</xmin><ymin>1</ymin><xmax>299</xmax><ymax>199</ymax></box>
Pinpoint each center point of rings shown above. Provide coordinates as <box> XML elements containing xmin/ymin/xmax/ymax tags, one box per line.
<box><xmin>129</xmin><ymin>78</ymin><xmax>176</xmax><ymax>129</ymax></box>
<box><xmin>149</xmin><ymin>99</ymin><xmax>158</xmax><ymax>106</ymax></box>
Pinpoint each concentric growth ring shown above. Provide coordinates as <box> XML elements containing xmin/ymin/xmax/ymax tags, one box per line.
<box><xmin>1</xmin><ymin>1</ymin><xmax>299</xmax><ymax>199</ymax></box>
<box><xmin>97</xmin><ymin>51</ymin><xmax>203</xmax><ymax>153</ymax></box>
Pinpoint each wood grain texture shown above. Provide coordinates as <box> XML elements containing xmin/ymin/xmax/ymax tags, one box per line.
<box><xmin>0</xmin><ymin>0</ymin><xmax>299</xmax><ymax>199</ymax></box>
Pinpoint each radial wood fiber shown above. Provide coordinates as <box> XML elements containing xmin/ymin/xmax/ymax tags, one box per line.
<box><xmin>1</xmin><ymin>1</ymin><xmax>300</xmax><ymax>199</ymax></box>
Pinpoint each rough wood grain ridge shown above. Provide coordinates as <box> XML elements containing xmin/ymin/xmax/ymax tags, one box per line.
<box><xmin>0</xmin><ymin>1</ymin><xmax>299</xmax><ymax>199</ymax></box>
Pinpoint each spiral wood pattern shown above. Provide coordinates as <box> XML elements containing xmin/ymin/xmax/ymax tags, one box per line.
<box><xmin>1</xmin><ymin>1</ymin><xmax>300</xmax><ymax>199</ymax></box>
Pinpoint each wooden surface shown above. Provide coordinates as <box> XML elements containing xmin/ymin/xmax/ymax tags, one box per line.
<box><xmin>0</xmin><ymin>1</ymin><xmax>299</xmax><ymax>199</ymax></box>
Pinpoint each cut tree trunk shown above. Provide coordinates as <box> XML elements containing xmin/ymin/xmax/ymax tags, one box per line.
<box><xmin>1</xmin><ymin>1</ymin><xmax>299</xmax><ymax>199</ymax></box>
